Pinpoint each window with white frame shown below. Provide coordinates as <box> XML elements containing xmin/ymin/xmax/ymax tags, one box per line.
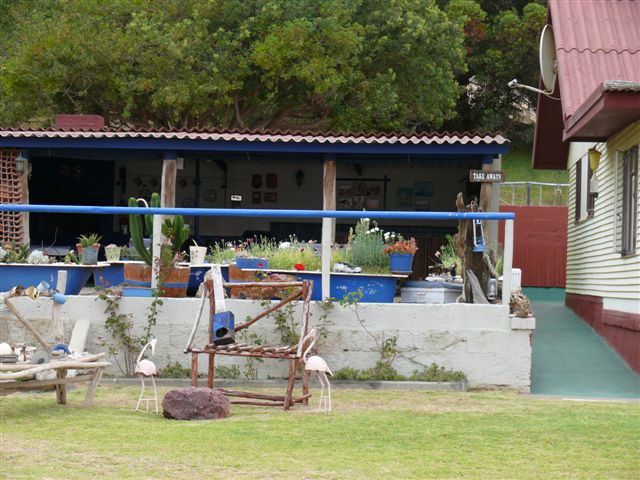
<box><xmin>614</xmin><ymin>145</ymin><xmax>638</xmax><ymax>255</ymax></box>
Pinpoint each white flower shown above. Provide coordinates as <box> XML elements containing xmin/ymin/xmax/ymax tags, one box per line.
<box><xmin>0</xmin><ymin>247</ymin><xmax>6</xmax><ymax>261</ymax></box>
<box><xmin>278</xmin><ymin>242</ymin><xmax>292</xmax><ymax>249</ymax></box>
<box><xmin>374</xmin><ymin>227</ymin><xmax>380</xmax><ymax>232</ymax></box>
<box><xmin>384</xmin><ymin>232</ymin><xmax>390</xmax><ymax>238</ymax></box>
<box><xmin>365</xmin><ymin>231</ymin><xmax>371</xmax><ymax>235</ymax></box>
<box><xmin>361</xmin><ymin>218</ymin><xmax>369</xmax><ymax>222</ymax></box>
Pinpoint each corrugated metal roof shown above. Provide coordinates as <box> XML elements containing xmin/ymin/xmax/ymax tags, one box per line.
<box><xmin>0</xmin><ymin>127</ymin><xmax>509</xmax><ymax>145</ymax></box>
<box><xmin>550</xmin><ymin>0</ymin><xmax>640</xmax><ymax>120</ymax></box>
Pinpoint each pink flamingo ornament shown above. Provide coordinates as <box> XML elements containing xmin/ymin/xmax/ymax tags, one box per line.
<box><xmin>135</xmin><ymin>338</ymin><xmax>158</xmax><ymax>414</ymax></box>
<box><xmin>301</xmin><ymin>328</ymin><xmax>333</xmax><ymax>413</ymax></box>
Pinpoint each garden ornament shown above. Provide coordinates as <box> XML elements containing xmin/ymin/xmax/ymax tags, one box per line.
<box><xmin>301</xmin><ymin>328</ymin><xmax>333</xmax><ymax>414</ymax></box>
<box><xmin>36</xmin><ymin>281</ymin><xmax>51</xmax><ymax>296</ymax></box>
<box><xmin>135</xmin><ymin>338</ymin><xmax>158</xmax><ymax>414</ymax></box>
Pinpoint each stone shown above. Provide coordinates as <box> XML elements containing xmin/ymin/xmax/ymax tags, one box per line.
<box><xmin>162</xmin><ymin>387</ymin><xmax>230</xmax><ymax>420</ymax></box>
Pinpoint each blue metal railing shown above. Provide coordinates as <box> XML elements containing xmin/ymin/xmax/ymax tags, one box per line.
<box><xmin>0</xmin><ymin>204</ymin><xmax>515</xmax><ymax>221</ymax></box>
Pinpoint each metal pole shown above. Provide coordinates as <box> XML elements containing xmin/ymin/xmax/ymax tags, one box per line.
<box><xmin>502</xmin><ymin>219</ymin><xmax>514</xmax><ymax>305</ymax></box>
<box><xmin>526</xmin><ymin>183</ymin><xmax>531</xmax><ymax>205</ymax></box>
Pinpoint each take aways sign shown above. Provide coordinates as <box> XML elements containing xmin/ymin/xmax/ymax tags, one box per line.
<box><xmin>469</xmin><ymin>170</ymin><xmax>504</xmax><ymax>183</ymax></box>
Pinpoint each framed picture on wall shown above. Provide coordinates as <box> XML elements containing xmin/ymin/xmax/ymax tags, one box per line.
<box><xmin>337</xmin><ymin>179</ymin><xmax>385</xmax><ymax>210</ymax></box>
<box><xmin>264</xmin><ymin>192</ymin><xmax>278</xmax><ymax>203</ymax></box>
<box><xmin>415</xmin><ymin>198</ymin><xmax>431</xmax><ymax>211</ymax></box>
<box><xmin>413</xmin><ymin>181</ymin><xmax>433</xmax><ymax>198</ymax></box>
<box><xmin>396</xmin><ymin>187</ymin><xmax>413</xmax><ymax>208</ymax></box>
<box><xmin>252</xmin><ymin>191</ymin><xmax>261</xmax><ymax>204</ymax></box>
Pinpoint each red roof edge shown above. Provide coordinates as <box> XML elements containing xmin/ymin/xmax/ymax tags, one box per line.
<box><xmin>54</xmin><ymin>114</ymin><xmax>105</xmax><ymax>130</ymax></box>
<box><xmin>532</xmin><ymin>79</ymin><xmax>570</xmax><ymax>170</ymax></box>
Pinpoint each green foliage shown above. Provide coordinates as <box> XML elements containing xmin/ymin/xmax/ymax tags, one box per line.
<box><xmin>215</xmin><ymin>364</ymin><xmax>242</xmax><ymax>379</ymax></box>
<box><xmin>96</xmin><ymin>287</ymin><xmax>161</xmax><ymax>377</ymax></box>
<box><xmin>0</xmin><ymin>243</ymin><xmax>29</xmax><ymax>264</ymax></box>
<box><xmin>206</xmin><ymin>243</ymin><xmax>237</xmax><ymax>264</ymax></box>
<box><xmin>158</xmin><ymin>357</ymin><xmax>191</xmax><ymax>378</ymax></box>
<box><xmin>431</xmin><ymin>234</ymin><xmax>462</xmax><ymax>275</ymax></box>
<box><xmin>78</xmin><ymin>233</ymin><xmax>102</xmax><ymax>248</ymax></box>
<box><xmin>0</xmin><ymin>0</ymin><xmax>466</xmax><ymax>132</ymax></box>
<box><xmin>348</xmin><ymin>219</ymin><xmax>389</xmax><ymax>273</ymax></box>
<box><xmin>239</xmin><ymin>329</ymin><xmax>265</xmax><ymax>380</ymax></box>
<box><xmin>161</xmin><ymin>216</ymin><xmax>190</xmax><ymax>256</ymax></box>
<box><xmin>333</xmin><ymin>362</ymin><xmax>466</xmax><ymax>382</ymax></box>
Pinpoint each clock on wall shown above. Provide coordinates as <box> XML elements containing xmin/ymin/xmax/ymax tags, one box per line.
<box><xmin>203</xmin><ymin>189</ymin><xmax>217</xmax><ymax>203</ymax></box>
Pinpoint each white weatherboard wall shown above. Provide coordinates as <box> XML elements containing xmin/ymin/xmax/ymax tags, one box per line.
<box><xmin>567</xmin><ymin>123</ymin><xmax>640</xmax><ymax>313</ymax></box>
<box><xmin>0</xmin><ymin>297</ymin><xmax>534</xmax><ymax>391</ymax></box>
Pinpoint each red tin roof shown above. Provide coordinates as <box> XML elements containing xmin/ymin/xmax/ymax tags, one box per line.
<box><xmin>0</xmin><ymin>127</ymin><xmax>509</xmax><ymax>146</ymax></box>
<box><xmin>533</xmin><ymin>0</ymin><xmax>640</xmax><ymax>169</ymax></box>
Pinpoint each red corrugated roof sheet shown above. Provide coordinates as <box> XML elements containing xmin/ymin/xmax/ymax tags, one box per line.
<box><xmin>0</xmin><ymin>127</ymin><xmax>509</xmax><ymax>145</ymax></box>
<box><xmin>550</xmin><ymin>0</ymin><xmax>640</xmax><ymax>121</ymax></box>
<box><xmin>533</xmin><ymin>0</ymin><xmax>640</xmax><ymax>169</ymax></box>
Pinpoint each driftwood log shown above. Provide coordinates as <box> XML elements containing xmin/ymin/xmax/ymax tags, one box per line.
<box><xmin>454</xmin><ymin>193</ymin><xmax>494</xmax><ymax>304</ymax></box>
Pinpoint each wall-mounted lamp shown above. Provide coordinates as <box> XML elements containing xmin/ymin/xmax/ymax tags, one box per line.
<box><xmin>588</xmin><ymin>148</ymin><xmax>601</xmax><ymax>172</ymax></box>
<box><xmin>588</xmin><ymin>148</ymin><xmax>601</xmax><ymax>197</ymax></box>
<box><xmin>295</xmin><ymin>169</ymin><xmax>304</xmax><ymax>188</ymax></box>
<box><xmin>15</xmin><ymin>151</ymin><xmax>29</xmax><ymax>176</ymax></box>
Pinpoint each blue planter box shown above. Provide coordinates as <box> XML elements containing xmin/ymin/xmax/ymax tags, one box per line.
<box><xmin>241</xmin><ymin>269</ymin><xmax>400</xmax><ymax>303</ymax></box>
<box><xmin>0</xmin><ymin>264</ymin><xmax>94</xmax><ymax>295</ymax></box>
<box><xmin>235</xmin><ymin>257</ymin><xmax>269</xmax><ymax>270</ymax></box>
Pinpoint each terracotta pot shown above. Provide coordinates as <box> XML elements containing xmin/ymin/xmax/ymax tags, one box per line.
<box><xmin>123</xmin><ymin>263</ymin><xmax>190</xmax><ymax>297</ymax></box>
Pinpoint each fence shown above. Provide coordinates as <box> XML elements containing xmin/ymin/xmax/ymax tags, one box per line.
<box><xmin>500</xmin><ymin>182</ymin><xmax>569</xmax><ymax>206</ymax></box>
<box><xmin>0</xmin><ymin>204</ymin><xmax>516</xmax><ymax>304</ymax></box>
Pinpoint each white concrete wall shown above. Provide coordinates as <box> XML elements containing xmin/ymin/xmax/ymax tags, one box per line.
<box><xmin>0</xmin><ymin>297</ymin><xmax>534</xmax><ymax>391</ymax></box>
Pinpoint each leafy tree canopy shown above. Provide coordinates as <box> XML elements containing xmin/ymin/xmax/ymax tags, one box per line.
<box><xmin>0</xmin><ymin>0</ymin><xmax>547</xmax><ymax>143</ymax></box>
<box><xmin>0</xmin><ymin>0</ymin><xmax>467</xmax><ymax>132</ymax></box>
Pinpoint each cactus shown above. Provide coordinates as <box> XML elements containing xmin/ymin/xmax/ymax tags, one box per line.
<box><xmin>128</xmin><ymin>193</ymin><xmax>190</xmax><ymax>266</ymax></box>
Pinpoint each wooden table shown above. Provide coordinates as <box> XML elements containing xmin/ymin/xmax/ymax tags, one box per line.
<box><xmin>0</xmin><ymin>353</ymin><xmax>110</xmax><ymax>406</ymax></box>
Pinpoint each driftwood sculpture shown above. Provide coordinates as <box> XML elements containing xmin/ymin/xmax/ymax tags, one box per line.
<box><xmin>454</xmin><ymin>193</ymin><xmax>499</xmax><ymax>304</ymax></box>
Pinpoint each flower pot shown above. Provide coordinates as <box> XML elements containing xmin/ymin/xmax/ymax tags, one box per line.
<box><xmin>104</xmin><ymin>246</ymin><xmax>121</xmax><ymax>262</ymax></box>
<box><xmin>189</xmin><ymin>246</ymin><xmax>207</xmax><ymax>265</ymax></box>
<box><xmin>235</xmin><ymin>257</ymin><xmax>269</xmax><ymax>269</ymax></box>
<box><xmin>123</xmin><ymin>263</ymin><xmax>191</xmax><ymax>297</ymax></box>
<box><xmin>388</xmin><ymin>253</ymin><xmax>414</xmax><ymax>273</ymax></box>
<box><xmin>81</xmin><ymin>246</ymin><xmax>100</xmax><ymax>265</ymax></box>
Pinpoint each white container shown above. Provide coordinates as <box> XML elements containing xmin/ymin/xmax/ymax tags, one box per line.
<box><xmin>400</xmin><ymin>281</ymin><xmax>462</xmax><ymax>304</ymax></box>
<box><xmin>511</xmin><ymin>268</ymin><xmax>522</xmax><ymax>292</ymax></box>
<box><xmin>189</xmin><ymin>246</ymin><xmax>207</xmax><ymax>265</ymax></box>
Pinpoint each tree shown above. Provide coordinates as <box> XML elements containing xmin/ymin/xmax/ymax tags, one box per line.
<box><xmin>0</xmin><ymin>0</ymin><xmax>467</xmax><ymax>132</ymax></box>
<box><xmin>441</xmin><ymin>0</ymin><xmax>547</xmax><ymax>143</ymax></box>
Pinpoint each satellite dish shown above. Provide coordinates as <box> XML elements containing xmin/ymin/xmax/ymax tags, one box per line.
<box><xmin>539</xmin><ymin>24</ymin><xmax>557</xmax><ymax>92</ymax></box>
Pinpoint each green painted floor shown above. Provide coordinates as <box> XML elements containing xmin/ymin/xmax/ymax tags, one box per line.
<box><xmin>527</xmin><ymin>288</ymin><xmax>640</xmax><ymax>399</ymax></box>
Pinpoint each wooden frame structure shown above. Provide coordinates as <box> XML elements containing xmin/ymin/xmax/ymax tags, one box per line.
<box><xmin>186</xmin><ymin>273</ymin><xmax>313</xmax><ymax>410</ymax></box>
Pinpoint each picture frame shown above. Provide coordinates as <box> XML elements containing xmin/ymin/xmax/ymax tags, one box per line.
<box><xmin>264</xmin><ymin>192</ymin><xmax>278</xmax><ymax>203</ymax></box>
<box><xmin>413</xmin><ymin>181</ymin><xmax>433</xmax><ymax>198</ymax></box>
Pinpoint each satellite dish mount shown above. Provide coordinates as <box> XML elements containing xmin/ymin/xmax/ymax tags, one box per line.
<box><xmin>508</xmin><ymin>24</ymin><xmax>558</xmax><ymax>98</ymax></box>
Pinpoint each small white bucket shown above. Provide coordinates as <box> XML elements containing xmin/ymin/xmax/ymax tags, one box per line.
<box><xmin>189</xmin><ymin>246</ymin><xmax>207</xmax><ymax>265</ymax></box>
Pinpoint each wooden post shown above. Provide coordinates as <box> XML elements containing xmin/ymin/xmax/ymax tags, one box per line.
<box><xmin>55</xmin><ymin>370</ymin><xmax>67</xmax><ymax>404</ymax></box>
<box><xmin>321</xmin><ymin>155</ymin><xmax>336</xmax><ymax>300</ymax></box>
<box><xmin>502</xmin><ymin>219</ymin><xmax>514</xmax><ymax>305</ymax></box>
<box><xmin>207</xmin><ymin>353</ymin><xmax>215</xmax><ymax>388</ymax></box>
<box><xmin>152</xmin><ymin>152</ymin><xmax>178</xmax><ymax>289</ymax></box>
<box><xmin>84</xmin><ymin>368</ymin><xmax>104</xmax><ymax>407</ymax></box>
<box><xmin>487</xmin><ymin>155</ymin><xmax>502</xmax><ymax>246</ymax></box>
<box><xmin>284</xmin><ymin>359</ymin><xmax>297</xmax><ymax>410</ymax></box>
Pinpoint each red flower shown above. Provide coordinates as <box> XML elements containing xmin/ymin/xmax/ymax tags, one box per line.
<box><xmin>294</xmin><ymin>263</ymin><xmax>305</xmax><ymax>271</ymax></box>
<box><xmin>257</xmin><ymin>262</ymin><xmax>264</xmax><ymax>268</ymax></box>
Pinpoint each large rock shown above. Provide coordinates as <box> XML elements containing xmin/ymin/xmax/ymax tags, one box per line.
<box><xmin>162</xmin><ymin>387</ymin><xmax>230</xmax><ymax>420</ymax></box>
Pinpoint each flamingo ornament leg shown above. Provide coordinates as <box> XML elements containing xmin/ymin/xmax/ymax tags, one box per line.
<box><xmin>301</xmin><ymin>329</ymin><xmax>333</xmax><ymax>414</ymax></box>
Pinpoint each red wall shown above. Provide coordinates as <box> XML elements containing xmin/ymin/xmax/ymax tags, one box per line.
<box><xmin>499</xmin><ymin>206</ymin><xmax>567</xmax><ymax>288</ymax></box>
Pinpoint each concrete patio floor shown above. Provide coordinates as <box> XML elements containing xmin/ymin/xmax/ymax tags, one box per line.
<box><xmin>527</xmin><ymin>288</ymin><xmax>640</xmax><ymax>399</ymax></box>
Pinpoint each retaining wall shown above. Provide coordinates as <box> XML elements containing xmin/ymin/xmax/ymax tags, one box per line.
<box><xmin>0</xmin><ymin>297</ymin><xmax>535</xmax><ymax>391</ymax></box>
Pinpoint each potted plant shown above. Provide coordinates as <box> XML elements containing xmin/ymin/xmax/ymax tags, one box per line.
<box><xmin>125</xmin><ymin>193</ymin><xmax>191</xmax><ymax>297</ymax></box>
<box><xmin>384</xmin><ymin>234</ymin><xmax>418</xmax><ymax>273</ymax></box>
<box><xmin>77</xmin><ymin>234</ymin><xmax>102</xmax><ymax>265</ymax></box>
<box><xmin>104</xmin><ymin>244</ymin><xmax>122</xmax><ymax>262</ymax></box>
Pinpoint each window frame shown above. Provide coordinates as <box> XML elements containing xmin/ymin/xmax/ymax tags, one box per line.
<box><xmin>620</xmin><ymin>145</ymin><xmax>638</xmax><ymax>256</ymax></box>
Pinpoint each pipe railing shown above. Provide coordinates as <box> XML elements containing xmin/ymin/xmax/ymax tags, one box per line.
<box><xmin>0</xmin><ymin>204</ymin><xmax>515</xmax><ymax>304</ymax></box>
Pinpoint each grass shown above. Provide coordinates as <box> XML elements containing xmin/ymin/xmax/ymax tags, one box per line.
<box><xmin>1</xmin><ymin>386</ymin><xmax>639</xmax><ymax>479</ymax></box>
<box><xmin>501</xmin><ymin>150</ymin><xmax>569</xmax><ymax>206</ymax></box>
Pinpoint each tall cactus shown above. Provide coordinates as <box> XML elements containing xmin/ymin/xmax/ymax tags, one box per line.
<box><xmin>128</xmin><ymin>193</ymin><xmax>190</xmax><ymax>266</ymax></box>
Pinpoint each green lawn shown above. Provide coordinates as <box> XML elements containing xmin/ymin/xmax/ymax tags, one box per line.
<box><xmin>1</xmin><ymin>386</ymin><xmax>638</xmax><ymax>479</ymax></box>
<box><xmin>501</xmin><ymin>150</ymin><xmax>569</xmax><ymax>205</ymax></box>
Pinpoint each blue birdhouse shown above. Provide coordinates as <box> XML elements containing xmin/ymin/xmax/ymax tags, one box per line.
<box><xmin>212</xmin><ymin>311</ymin><xmax>235</xmax><ymax>346</ymax></box>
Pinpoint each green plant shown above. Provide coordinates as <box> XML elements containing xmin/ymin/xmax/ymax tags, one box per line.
<box><xmin>161</xmin><ymin>216</ymin><xmax>190</xmax><ymax>258</ymax></box>
<box><xmin>409</xmin><ymin>363</ymin><xmax>466</xmax><ymax>382</ymax></box>
<box><xmin>158</xmin><ymin>357</ymin><xmax>191</xmax><ymax>378</ymax></box>
<box><xmin>432</xmin><ymin>234</ymin><xmax>463</xmax><ymax>275</ymax></box>
<box><xmin>206</xmin><ymin>242</ymin><xmax>237</xmax><ymax>264</ymax></box>
<box><xmin>348</xmin><ymin>219</ymin><xmax>389</xmax><ymax>273</ymax></box>
<box><xmin>0</xmin><ymin>243</ymin><xmax>29</xmax><ymax>263</ymax></box>
<box><xmin>95</xmin><ymin>287</ymin><xmax>160</xmax><ymax>377</ymax></box>
<box><xmin>78</xmin><ymin>233</ymin><xmax>102</xmax><ymax>248</ymax></box>
<box><xmin>215</xmin><ymin>364</ymin><xmax>242</xmax><ymax>379</ymax></box>
<box><xmin>63</xmin><ymin>250</ymin><xmax>80</xmax><ymax>264</ymax></box>
<box><xmin>239</xmin><ymin>328</ymin><xmax>265</xmax><ymax>380</ymax></box>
